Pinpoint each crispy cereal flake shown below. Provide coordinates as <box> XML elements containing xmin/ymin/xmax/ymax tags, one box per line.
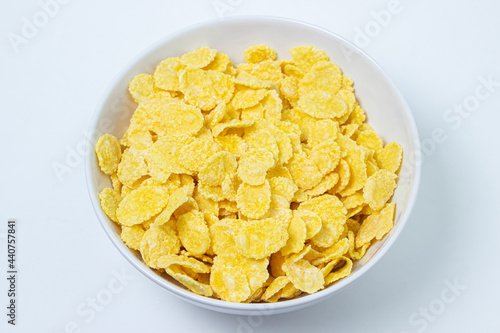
<box><xmin>120</xmin><ymin>225</ymin><xmax>144</xmax><ymax>251</ymax></box>
<box><xmin>356</xmin><ymin>202</ymin><xmax>395</xmax><ymax>248</ymax></box>
<box><xmin>339</xmin><ymin>146</ymin><xmax>368</xmax><ymax>197</ymax></box>
<box><xmin>154</xmin><ymin>57</ymin><xmax>184</xmax><ymax>91</ymax></box>
<box><xmin>117</xmin><ymin>149</ymin><xmax>148</xmax><ymax>187</ymax></box>
<box><xmin>299</xmin><ymin>61</ymin><xmax>343</xmax><ymax>96</ymax></box>
<box><xmin>198</xmin><ymin>151</ymin><xmax>237</xmax><ymax>186</ymax></box>
<box><xmin>155</xmin><ymin>186</ymin><xmax>191</xmax><ymax>227</ymax></box>
<box><xmin>289</xmin><ymin>46</ymin><xmax>329</xmax><ymax>70</ymax></box>
<box><xmin>304</xmin><ymin>172</ymin><xmax>339</xmax><ymax>198</ymax></box>
<box><xmin>128</xmin><ymin>74</ymin><xmax>159</xmax><ymax>103</ymax></box>
<box><xmin>148</xmin><ymin>135</ymin><xmax>194</xmax><ymax>174</ymax></box>
<box><xmin>261</xmin><ymin>276</ymin><xmax>290</xmax><ymax>301</ymax></box>
<box><xmin>210</xmin><ymin>254</ymin><xmax>268</xmax><ymax>302</ymax></box>
<box><xmin>244</xmin><ymin>44</ymin><xmax>277</xmax><ymax>63</ymax></box>
<box><xmin>166</xmin><ymin>266</ymin><xmax>213</xmax><ymax>296</ymax></box>
<box><xmin>176</xmin><ymin>211</ymin><xmax>210</xmax><ymax>255</ymax></box>
<box><xmin>376</xmin><ymin>142</ymin><xmax>403</xmax><ymax>173</ymax></box>
<box><xmin>231</xmin><ymin>88</ymin><xmax>267</xmax><ymax>109</ymax></box>
<box><xmin>298</xmin><ymin>91</ymin><xmax>348</xmax><ymax>120</ymax></box>
<box><xmin>209</xmin><ymin>218</ymin><xmax>239</xmax><ymax>255</ymax></box>
<box><xmin>212</xmin><ymin>119</ymin><xmax>254</xmax><ymax>137</ymax></box>
<box><xmin>281</xmin><ymin>215</ymin><xmax>306</xmax><ymax>256</ymax></box>
<box><xmin>116</xmin><ymin>186</ymin><xmax>168</xmax><ymax>226</ymax></box>
<box><xmin>237</xmin><ymin>148</ymin><xmax>275</xmax><ymax>186</ymax></box>
<box><xmin>178</xmin><ymin>137</ymin><xmax>221</xmax><ymax>172</ymax></box>
<box><xmin>284</xmin><ymin>259</ymin><xmax>324</xmax><ymax>294</ymax></box>
<box><xmin>236</xmin><ymin>181</ymin><xmax>272</xmax><ymax>219</ymax></box>
<box><xmin>324</xmin><ymin>257</ymin><xmax>352</xmax><ymax>286</ymax></box>
<box><xmin>363</xmin><ymin>169</ymin><xmax>397</xmax><ymax>210</ymax></box>
<box><xmin>287</xmin><ymin>153</ymin><xmax>323</xmax><ymax>190</ymax></box>
<box><xmin>157</xmin><ymin>254</ymin><xmax>210</xmax><ymax>274</ymax></box>
<box><xmin>180</xmin><ymin>68</ymin><xmax>235</xmax><ymax>111</ymax></box>
<box><xmin>300</xmin><ymin>194</ymin><xmax>347</xmax><ymax>248</ymax></box>
<box><xmin>180</xmin><ymin>47</ymin><xmax>217</xmax><ymax>69</ymax></box>
<box><xmin>98</xmin><ymin>188</ymin><xmax>121</xmax><ymax>222</ymax></box>
<box><xmin>234</xmin><ymin>218</ymin><xmax>289</xmax><ymax>259</ymax></box>
<box><xmin>234</xmin><ymin>75</ymin><xmax>272</xmax><ymax>89</ymax></box>
<box><xmin>132</xmin><ymin>98</ymin><xmax>204</xmax><ymax>137</ymax></box>
<box><xmin>293</xmin><ymin>209</ymin><xmax>322</xmax><ymax>240</ymax></box>
<box><xmin>140</xmin><ymin>224</ymin><xmax>180</xmax><ymax>268</ymax></box>
<box><xmin>269</xmin><ymin>176</ymin><xmax>298</xmax><ymax>202</ymax></box>
<box><xmin>356</xmin><ymin>129</ymin><xmax>384</xmax><ymax>152</ymax></box>
<box><xmin>204</xmin><ymin>52</ymin><xmax>231</xmax><ymax>72</ymax></box>
<box><xmin>95</xmin><ymin>134</ymin><xmax>121</xmax><ymax>175</ymax></box>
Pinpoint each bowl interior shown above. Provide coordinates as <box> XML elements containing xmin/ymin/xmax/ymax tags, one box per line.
<box><xmin>86</xmin><ymin>16</ymin><xmax>420</xmax><ymax>315</ymax></box>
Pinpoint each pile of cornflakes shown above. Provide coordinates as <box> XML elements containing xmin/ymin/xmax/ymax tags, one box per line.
<box><xmin>95</xmin><ymin>45</ymin><xmax>403</xmax><ymax>303</ymax></box>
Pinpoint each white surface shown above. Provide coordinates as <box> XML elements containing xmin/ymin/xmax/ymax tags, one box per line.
<box><xmin>87</xmin><ymin>16</ymin><xmax>421</xmax><ymax>316</ymax></box>
<box><xmin>0</xmin><ymin>0</ymin><xmax>499</xmax><ymax>332</ymax></box>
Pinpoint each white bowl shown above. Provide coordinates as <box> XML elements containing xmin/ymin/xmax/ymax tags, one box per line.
<box><xmin>86</xmin><ymin>16</ymin><xmax>421</xmax><ymax>315</ymax></box>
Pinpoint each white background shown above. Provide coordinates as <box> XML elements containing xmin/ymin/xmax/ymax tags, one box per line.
<box><xmin>1</xmin><ymin>0</ymin><xmax>499</xmax><ymax>332</ymax></box>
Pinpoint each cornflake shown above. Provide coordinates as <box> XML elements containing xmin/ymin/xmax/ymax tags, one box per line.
<box><xmin>95</xmin><ymin>134</ymin><xmax>121</xmax><ymax>175</ymax></box>
<box><xmin>95</xmin><ymin>45</ymin><xmax>403</xmax><ymax>303</ymax></box>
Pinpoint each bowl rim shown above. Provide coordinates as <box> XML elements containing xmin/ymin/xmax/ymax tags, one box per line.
<box><xmin>85</xmin><ymin>15</ymin><xmax>421</xmax><ymax>313</ymax></box>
